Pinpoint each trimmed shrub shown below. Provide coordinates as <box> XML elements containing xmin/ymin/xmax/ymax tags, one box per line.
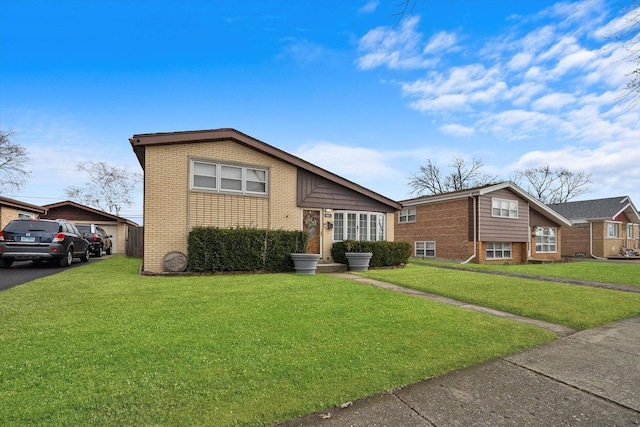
<box><xmin>331</xmin><ymin>240</ymin><xmax>412</xmax><ymax>267</ymax></box>
<box><xmin>188</xmin><ymin>227</ymin><xmax>308</xmax><ymax>273</ymax></box>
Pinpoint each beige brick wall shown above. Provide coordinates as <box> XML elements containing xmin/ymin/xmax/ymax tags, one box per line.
<box><xmin>143</xmin><ymin>140</ymin><xmax>300</xmax><ymax>273</ymax></box>
<box><xmin>0</xmin><ymin>207</ymin><xmax>39</xmax><ymax>230</ymax></box>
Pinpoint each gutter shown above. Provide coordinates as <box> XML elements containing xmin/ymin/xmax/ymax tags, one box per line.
<box><xmin>461</xmin><ymin>194</ymin><xmax>477</xmax><ymax>264</ymax></box>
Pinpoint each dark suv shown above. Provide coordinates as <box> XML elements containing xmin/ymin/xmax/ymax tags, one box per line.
<box><xmin>0</xmin><ymin>219</ymin><xmax>90</xmax><ymax>268</ymax></box>
<box><xmin>76</xmin><ymin>224</ymin><xmax>112</xmax><ymax>257</ymax></box>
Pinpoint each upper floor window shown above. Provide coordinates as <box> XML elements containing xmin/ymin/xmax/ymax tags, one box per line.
<box><xmin>607</xmin><ymin>222</ymin><xmax>619</xmax><ymax>238</ymax></box>
<box><xmin>492</xmin><ymin>198</ymin><xmax>518</xmax><ymax>219</ymax></box>
<box><xmin>535</xmin><ymin>227</ymin><xmax>557</xmax><ymax>253</ymax></box>
<box><xmin>398</xmin><ymin>207</ymin><xmax>416</xmax><ymax>223</ymax></box>
<box><xmin>333</xmin><ymin>211</ymin><xmax>385</xmax><ymax>242</ymax></box>
<box><xmin>191</xmin><ymin>160</ymin><xmax>268</xmax><ymax>196</ymax></box>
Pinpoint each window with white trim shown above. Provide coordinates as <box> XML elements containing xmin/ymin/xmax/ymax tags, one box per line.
<box><xmin>492</xmin><ymin>198</ymin><xmax>518</xmax><ymax>219</ymax></box>
<box><xmin>486</xmin><ymin>242</ymin><xmax>512</xmax><ymax>259</ymax></box>
<box><xmin>333</xmin><ymin>211</ymin><xmax>385</xmax><ymax>242</ymax></box>
<box><xmin>18</xmin><ymin>212</ymin><xmax>36</xmax><ymax>219</ymax></box>
<box><xmin>191</xmin><ymin>160</ymin><xmax>268</xmax><ymax>195</ymax></box>
<box><xmin>535</xmin><ymin>227</ymin><xmax>557</xmax><ymax>253</ymax></box>
<box><xmin>607</xmin><ymin>222</ymin><xmax>619</xmax><ymax>238</ymax></box>
<box><xmin>399</xmin><ymin>207</ymin><xmax>416</xmax><ymax>223</ymax></box>
<box><xmin>415</xmin><ymin>241</ymin><xmax>435</xmax><ymax>257</ymax></box>
<box><xmin>627</xmin><ymin>224</ymin><xmax>633</xmax><ymax>239</ymax></box>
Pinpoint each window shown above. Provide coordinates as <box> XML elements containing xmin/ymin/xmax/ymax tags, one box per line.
<box><xmin>535</xmin><ymin>227</ymin><xmax>557</xmax><ymax>253</ymax></box>
<box><xmin>607</xmin><ymin>223</ymin><xmax>619</xmax><ymax>238</ymax></box>
<box><xmin>415</xmin><ymin>241</ymin><xmax>435</xmax><ymax>257</ymax></box>
<box><xmin>627</xmin><ymin>224</ymin><xmax>633</xmax><ymax>239</ymax></box>
<box><xmin>18</xmin><ymin>212</ymin><xmax>35</xmax><ymax>219</ymax></box>
<box><xmin>492</xmin><ymin>198</ymin><xmax>518</xmax><ymax>219</ymax></box>
<box><xmin>333</xmin><ymin>211</ymin><xmax>385</xmax><ymax>242</ymax></box>
<box><xmin>486</xmin><ymin>242</ymin><xmax>512</xmax><ymax>259</ymax></box>
<box><xmin>191</xmin><ymin>160</ymin><xmax>268</xmax><ymax>195</ymax></box>
<box><xmin>399</xmin><ymin>207</ymin><xmax>416</xmax><ymax>223</ymax></box>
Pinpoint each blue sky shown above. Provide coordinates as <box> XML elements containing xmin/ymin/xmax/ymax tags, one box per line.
<box><xmin>1</xmin><ymin>0</ymin><xmax>639</xmax><ymax>223</ymax></box>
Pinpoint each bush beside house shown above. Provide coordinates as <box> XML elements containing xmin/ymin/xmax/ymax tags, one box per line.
<box><xmin>331</xmin><ymin>240</ymin><xmax>412</xmax><ymax>268</ymax></box>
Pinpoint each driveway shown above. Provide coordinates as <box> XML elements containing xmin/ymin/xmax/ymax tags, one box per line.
<box><xmin>0</xmin><ymin>256</ymin><xmax>107</xmax><ymax>291</ymax></box>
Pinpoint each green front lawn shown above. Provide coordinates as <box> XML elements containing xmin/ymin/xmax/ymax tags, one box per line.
<box><xmin>411</xmin><ymin>258</ymin><xmax>640</xmax><ymax>286</ymax></box>
<box><xmin>361</xmin><ymin>264</ymin><xmax>640</xmax><ymax>330</ymax></box>
<box><xmin>0</xmin><ymin>256</ymin><xmax>554</xmax><ymax>426</ymax></box>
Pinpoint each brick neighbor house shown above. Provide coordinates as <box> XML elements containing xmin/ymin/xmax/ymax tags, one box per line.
<box><xmin>0</xmin><ymin>196</ymin><xmax>47</xmax><ymax>229</ymax></box>
<box><xmin>548</xmin><ymin>196</ymin><xmax>640</xmax><ymax>259</ymax></box>
<box><xmin>41</xmin><ymin>200</ymin><xmax>139</xmax><ymax>255</ymax></box>
<box><xmin>129</xmin><ymin>128</ymin><xmax>400</xmax><ymax>274</ymax></box>
<box><xmin>396</xmin><ymin>182</ymin><xmax>572</xmax><ymax>264</ymax></box>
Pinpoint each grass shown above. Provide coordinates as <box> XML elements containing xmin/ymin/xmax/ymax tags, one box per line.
<box><xmin>0</xmin><ymin>256</ymin><xmax>555</xmax><ymax>426</ymax></box>
<box><xmin>410</xmin><ymin>258</ymin><xmax>640</xmax><ymax>286</ymax></box>
<box><xmin>360</xmin><ymin>264</ymin><xmax>640</xmax><ymax>330</ymax></box>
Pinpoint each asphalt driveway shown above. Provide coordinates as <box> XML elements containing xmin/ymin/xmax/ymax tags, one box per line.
<box><xmin>0</xmin><ymin>256</ymin><xmax>107</xmax><ymax>291</ymax></box>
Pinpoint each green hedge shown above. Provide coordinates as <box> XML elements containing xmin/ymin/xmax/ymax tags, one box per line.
<box><xmin>331</xmin><ymin>240</ymin><xmax>412</xmax><ymax>267</ymax></box>
<box><xmin>188</xmin><ymin>227</ymin><xmax>308</xmax><ymax>273</ymax></box>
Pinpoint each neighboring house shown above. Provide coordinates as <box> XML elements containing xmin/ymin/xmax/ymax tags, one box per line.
<box><xmin>0</xmin><ymin>196</ymin><xmax>47</xmax><ymax>230</ymax></box>
<box><xmin>548</xmin><ymin>196</ymin><xmax>640</xmax><ymax>259</ymax></box>
<box><xmin>396</xmin><ymin>182</ymin><xmax>572</xmax><ymax>264</ymax></box>
<box><xmin>129</xmin><ymin>128</ymin><xmax>401</xmax><ymax>274</ymax></box>
<box><xmin>41</xmin><ymin>200</ymin><xmax>139</xmax><ymax>255</ymax></box>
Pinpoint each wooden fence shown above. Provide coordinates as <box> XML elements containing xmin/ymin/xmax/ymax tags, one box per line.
<box><xmin>125</xmin><ymin>225</ymin><xmax>144</xmax><ymax>258</ymax></box>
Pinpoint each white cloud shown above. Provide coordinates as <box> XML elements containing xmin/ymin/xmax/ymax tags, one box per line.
<box><xmin>423</xmin><ymin>31</ymin><xmax>458</xmax><ymax>54</ymax></box>
<box><xmin>439</xmin><ymin>124</ymin><xmax>475</xmax><ymax>137</ymax></box>
<box><xmin>358</xmin><ymin>0</ymin><xmax>379</xmax><ymax>14</ymax></box>
<box><xmin>532</xmin><ymin>92</ymin><xmax>575</xmax><ymax>110</ymax></box>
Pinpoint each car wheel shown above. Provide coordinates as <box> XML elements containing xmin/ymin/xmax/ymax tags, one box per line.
<box><xmin>80</xmin><ymin>248</ymin><xmax>90</xmax><ymax>262</ymax></box>
<box><xmin>0</xmin><ymin>258</ymin><xmax>14</xmax><ymax>268</ymax></box>
<box><xmin>97</xmin><ymin>246</ymin><xmax>103</xmax><ymax>257</ymax></box>
<box><xmin>59</xmin><ymin>248</ymin><xmax>73</xmax><ymax>267</ymax></box>
<box><xmin>106</xmin><ymin>245</ymin><xmax>112</xmax><ymax>255</ymax></box>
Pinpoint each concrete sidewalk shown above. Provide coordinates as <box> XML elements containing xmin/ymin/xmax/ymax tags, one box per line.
<box><xmin>278</xmin><ymin>316</ymin><xmax>640</xmax><ymax>426</ymax></box>
<box><xmin>277</xmin><ymin>273</ymin><xmax>640</xmax><ymax>426</ymax></box>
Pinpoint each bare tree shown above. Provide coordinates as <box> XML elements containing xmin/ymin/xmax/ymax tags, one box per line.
<box><xmin>512</xmin><ymin>165</ymin><xmax>592</xmax><ymax>204</ymax></box>
<box><xmin>409</xmin><ymin>157</ymin><xmax>499</xmax><ymax>195</ymax></box>
<box><xmin>0</xmin><ymin>130</ymin><xmax>31</xmax><ymax>194</ymax></box>
<box><xmin>612</xmin><ymin>0</ymin><xmax>640</xmax><ymax>109</ymax></box>
<box><xmin>65</xmin><ymin>161</ymin><xmax>141</xmax><ymax>216</ymax></box>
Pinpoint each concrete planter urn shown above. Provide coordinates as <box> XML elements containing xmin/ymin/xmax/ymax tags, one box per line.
<box><xmin>290</xmin><ymin>253</ymin><xmax>321</xmax><ymax>275</ymax></box>
<box><xmin>345</xmin><ymin>252</ymin><xmax>373</xmax><ymax>272</ymax></box>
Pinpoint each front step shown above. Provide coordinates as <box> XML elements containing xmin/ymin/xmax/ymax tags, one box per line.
<box><xmin>316</xmin><ymin>262</ymin><xmax>348</xmax><ymax>273</ymax></box>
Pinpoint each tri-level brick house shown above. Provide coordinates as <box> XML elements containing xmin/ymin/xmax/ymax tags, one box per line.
<box><xmin>395</xmin><ymin>182</ymin><xmax>572</xmax><ymax>264</ymax></box>
<box><xmin>548</xmin><ymin>196</ymin><xmax>640</xmax><ymax>259</ymax></box>
<box><xmin>130</xmin><ymin>128</ymin><xmax>400</xmax><ymax>274</ymax></box>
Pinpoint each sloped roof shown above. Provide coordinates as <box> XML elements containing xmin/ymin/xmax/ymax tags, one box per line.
<box><xmin>401</xmin><ymin>181</ymin><xmax>572</xmax><ymax>227</ymax></box>
<box><xmin>548</xmin><ymin>196</ymin><xmax>640</xmax><ymax>223</ymax></box>
<box><xmin>42</xmin><ymin>200</ymin><xmax>139</xmax><ymax>226</ymax></box>
<box><xmin>129</xmin><ymin>128</ymin><xmax>401</xmax><ymax>210</ymax></box>
<box><xmin>0</xmin><ymin>196</ymin><xmax>46</xmax><ymax>214</ymax></box>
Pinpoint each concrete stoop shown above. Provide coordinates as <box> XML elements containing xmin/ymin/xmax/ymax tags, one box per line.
<box><xmin>316</xmin><ymin>262</ymin><xmax>348</xmax><ymax>273</ymax></box>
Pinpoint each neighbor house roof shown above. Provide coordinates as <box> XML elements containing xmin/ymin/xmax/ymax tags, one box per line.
<box><xmin>0</xmin><ymin>196</ymin><xmax>47</xmax><ymax>214</ymax></box>
<box><xmin>129</xmin><ymin>128</ymin><xmax>401</xmax><ymax>210</ymax></box>
<box><xmin>42</xmin><ymin>200</ymin><xmax>139</xmax><ymax>226</ymax></box>
<box><xmin>548</xmin><ymin>196</ymin><xmax>640</xmax><ymax>223</ymax></box>
<box><xmin>400</xmin><ymin>181</ymin><xmax>572</xmax><ymax>227</ymax></box>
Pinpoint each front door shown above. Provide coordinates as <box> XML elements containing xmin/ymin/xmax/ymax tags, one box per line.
<box><xmin>303</xmin><ymin>209</ymin><xmax>321</xmax><ymax>255</ymax></box>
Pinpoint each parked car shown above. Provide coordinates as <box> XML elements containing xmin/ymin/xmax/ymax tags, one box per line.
<box><xmin>0</xmin><ymin>219</ymin><xmax>90</xmax><ymax>268</ymax></box>
<box><xmin>76</xmin><ymin>224</ymin><xmax>112</xmax><ymax>257</ymax></box>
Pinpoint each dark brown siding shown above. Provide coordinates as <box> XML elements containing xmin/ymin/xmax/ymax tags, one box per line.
<box><xmin>478</xmin><ymin>189</ymin><xmax>529</xmax><ymax>242</ymax></box>
<box><xmin>297</xmin><ymin>169</ymin><xmax>395</xmax><ymax>212</ymax></box>
<box><xmin>41</xmin><ymin>206</ymin><xmax>115</xmax><ymax>222</ymax></box>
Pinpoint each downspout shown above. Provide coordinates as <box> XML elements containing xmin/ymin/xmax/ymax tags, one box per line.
<box><xmin>461</xmin><ymin>194</ymin><xmax>477</xmax><ymax>264</ymax></box>
<box><xmin>589</xmin><ymin>222</ymin><xmax>607</xmax><ymax>260</ymax></box>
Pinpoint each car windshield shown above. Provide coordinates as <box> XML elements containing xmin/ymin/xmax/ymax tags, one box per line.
<box><xmin>4</xmin><ymin>221</ymin><xmax>59</xmax><ymax>233</ymax></box>
<box><xmin>76</xmin><ymin>225</ymin><xmax>91</xmax><ymax>233</ymax></box>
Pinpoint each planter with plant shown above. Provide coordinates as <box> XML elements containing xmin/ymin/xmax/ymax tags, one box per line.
<box><xmin>344</xmin><ymin>240</ymin><xmax>373</xmax><ymax>272</ymax></box>
<box><xmin>290</xmin><ymin>231</ymin><xmax>321</xmax><ymax>275</ymax></box>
